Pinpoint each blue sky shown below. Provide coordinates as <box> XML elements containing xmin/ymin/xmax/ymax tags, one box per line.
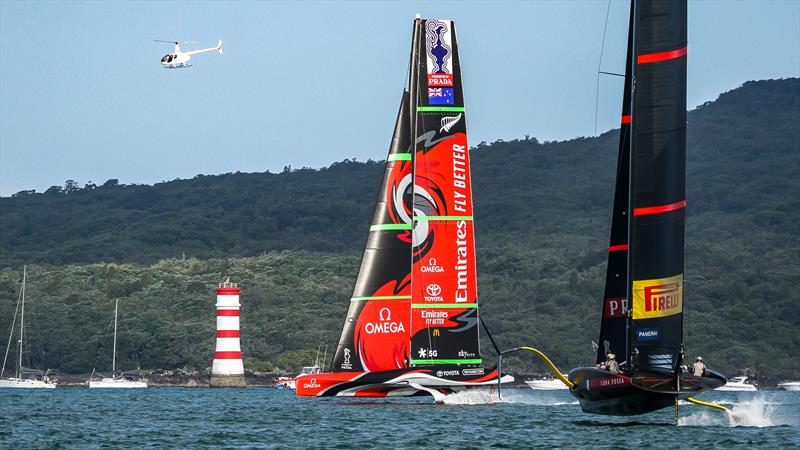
<box><xmin>1</xmin><ymin>1</ymin><xmax>798</xmax><ymax>196</ymax></box>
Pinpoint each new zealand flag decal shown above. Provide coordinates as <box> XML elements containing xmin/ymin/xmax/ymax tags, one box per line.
<box><xmin>428</xmin><ymin>87</ymin><xmax>454</xmax><ymax>105</ymax></box>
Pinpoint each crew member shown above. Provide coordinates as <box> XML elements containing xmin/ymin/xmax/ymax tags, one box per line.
<box><xmin>693</xmin><ymin>356</ymin><xmax>706</xmax><ymax>376</ymax></box>
<box><xmin>606</xmin><ymin>353</ymin><xmax>620</xmax><ymax>374</ymax></box>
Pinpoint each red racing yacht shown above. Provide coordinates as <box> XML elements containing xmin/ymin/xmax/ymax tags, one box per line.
<box><xmin>296</xmin><ymin>16</ymin><xmax>512</xmax><ymax>398</ymax></box>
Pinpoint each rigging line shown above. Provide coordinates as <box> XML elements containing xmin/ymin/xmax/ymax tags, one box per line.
<box><xmin>478</xmin><ymin>316</ymin><xmax>500</xmax><ymax>356</ymax></box>
<box><xmin>0</xmin><ymin>283</ymin><xmax>23</xmax><ymax>378</ymax></box>
<box><xmin>594</xmin><ymin>0</ymin><xmax>614</xmax><ymax>137</ymax></box>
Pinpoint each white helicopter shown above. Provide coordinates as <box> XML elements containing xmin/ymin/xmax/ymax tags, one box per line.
<box><xmin>156</xmin><ymin>39</ymin><xmax>223</xmax><ymax>68</ymax></box>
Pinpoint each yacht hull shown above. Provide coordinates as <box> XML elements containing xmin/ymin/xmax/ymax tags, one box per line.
<box><xmin>88</xmin><ymin>378</ymin><xmax>147</xmax><ymax>389</ymax></box>
<box><xmin>0</xmin><ymin>378</ymin><xmax>57</xmax><ymax>389</ymax></box>
<box><xmin>295</xmin><ymin>366</ymin><xmax>512</xmax><ymax>398</ymax></box>
<box><xmin>567</xmin><ymin>367</ymin><xmax>726</xmax><ymax>416</ymax></box>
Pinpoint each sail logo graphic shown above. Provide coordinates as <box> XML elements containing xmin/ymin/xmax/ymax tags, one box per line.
<box><xmin>458</xmin><ymin>349</ymin><xmax>475</xmax><ymax>358</ymax></box>
<box><xmin>603</xmin><ymin>297</ymin><xmax>628</xmax><ymax>318</ymax></box>
<box><xmin>341</xmin><ymin>348</ymin><xmax>352</xmax><ymax>370</ymax></box>
<box><xmin>425</xmin><ymin>20</ymin><xmax>452</xmax><ymax>76</ymax></box>
<box><xmin>422</xmin><ymin>309</ymin><xmax>447</xmax><ymax>325</ymax></box>
<box><xmin>418</xmin><ymin>348</ymin><xmax>438</xmax><ymax>358</ymax></box>
<box><xmin>636</xmin><ymin>327</ymin><xmax>659</xmax><ymax>342</ymax></box>
<box><xmin>632</xmin><ymin>274</ymin><xmax>683</xmax><ymax>319</ymax></box>
<box><xmin>428</xmin><ymin>73</ymin><xmax>453</xmax><ymax>87</ymax></box>
<box><xmin>425</xmin><ymin>283</ymin><xmax>444</xmax><ymax>302</ymax></box>
<box><xmin>428</xmin><ymin>87</ymin><xmax>454</xmax><ymax>105</ymax></box>
<box><xmin>420</xmin><ymin>258</ymin><xmax>444</xmax><ymax>273</ymax></box>
<box><xmin>303</xmin><ymin>378</ymin><xmax>321</xmax><ymax>389</ymax></box>
<box><xmin>440</xmin><ymin>114</ymin><xmax>462</xmax><ymax>133</ymax></box>
<box><xmin>364</xmin><ymin>307</ymin><xmax>406</xmax><ymax>334</ymax></box>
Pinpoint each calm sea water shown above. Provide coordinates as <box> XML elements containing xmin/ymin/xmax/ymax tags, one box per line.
<box><xmin>1</xmin><ymin>388</ymin><xmax>798</xmax><ymax>449</ymax></box>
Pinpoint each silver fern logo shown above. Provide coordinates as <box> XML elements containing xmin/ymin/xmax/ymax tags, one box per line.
<box><xmin>440</xmin><ymin>113</ymin><xmax>462</xmax><ymax>132</ymax></box>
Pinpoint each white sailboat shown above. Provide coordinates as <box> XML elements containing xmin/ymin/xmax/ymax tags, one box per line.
<box><xmin>88</xmin><ymin>299</ymin><xmax>147</xmax><ymax>389</ymax></box>
<box><xmin>0</xmin><ymin>266</ymin><xmax>57</xmax><ymax>389</ymax></box>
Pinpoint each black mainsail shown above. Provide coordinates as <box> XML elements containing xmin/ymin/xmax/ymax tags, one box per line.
<box><xmin>568</xmin><ymin>0</ymin><xmax>725</xmax><ymax>416</ymax></box>
<box><xmin>596</xmin><ymin>6</ymin><xmax>634</xmax><ymax>366</ymax></box>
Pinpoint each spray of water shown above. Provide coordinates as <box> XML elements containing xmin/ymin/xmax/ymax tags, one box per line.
<box><xmin>679</xmin><ymin>394</ymin><xmax>797</xmax><ymax>427</ymax></box>
<box><xmin>440</xmin><ymin>388</ymin><xmax>579</xmax><ymax>406</ymax></box>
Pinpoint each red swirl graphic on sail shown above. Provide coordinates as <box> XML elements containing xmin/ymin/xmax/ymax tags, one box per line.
<box><xmin>353</xmin><ymin>278</ymin><xmax>412</xmax><ymax>371</ymax></box>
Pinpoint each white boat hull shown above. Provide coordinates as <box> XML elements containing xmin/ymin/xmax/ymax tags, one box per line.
<box><xmin>715</xmin><ymin>383</ymin><xmax>757</xmax><ymax>392</ymax></box>
<box><xmin>88</xmin><ymin>378</ymin><xmax>147</xmax><ymax>389</ymax></box>
<box><xmin>778</xmin><ymin>382</ymin><xmax>800</xmax><ymax>391</ymax></box>
<box><xmin>0</xmin><ymin>378</ymin><xmax>57</xmax><ymax>389</ymax></box>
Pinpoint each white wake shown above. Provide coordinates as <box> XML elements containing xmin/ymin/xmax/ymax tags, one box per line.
<box><xmin>440</xmin><ymin>388</ymin><xmax>578</xmax><ymax>406</ymax></box>
<box><xmin>679</xmin><ymin>395</ymin><xmax>797</xmax><ymax>427</ymax></box>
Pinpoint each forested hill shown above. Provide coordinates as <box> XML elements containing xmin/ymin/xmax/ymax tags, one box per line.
<box><xmin>1</xmin><ymin>79</ymin><xmax>798</xmax><ymax>268</ymax></box>
<box><xmin>0</xmin><ymin>78</ymin><xmax>797</xmax><ymax>382</ymax></box>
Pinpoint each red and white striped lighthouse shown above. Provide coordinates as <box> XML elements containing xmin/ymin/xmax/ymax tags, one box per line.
<box><xmin>210</xmin><ymin>278</ymin><xmax>246</xmax><ymax>387</ymax></box>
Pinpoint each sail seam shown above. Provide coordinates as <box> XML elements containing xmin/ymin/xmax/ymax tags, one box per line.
<box><xmin>411</xmin><ymin>303</ymin><xmax>477</xmax><ymax>309</ymax></box>
<box><xmin>413</xmin><ymin>215</ymin><xmax>473</xmax><ymax>221</ymax></box>
<box><xmin>350</xmin><ymin>295</ymin><xmax>412</xmax><ymax>301</ymax></box>
<box><xmin>417</xmin><ymin>106</ymin><xmax>465</xmax><ymax>112</ymax></box>
<box><xmin>410</xmin><ymin>358</ymin><xmax>482</xmax><ymax>365</ymax></box>
<box><xmin>369</xmin><ymin>223</ymin><xmax>412</xmax><ymax>231</ymax></box>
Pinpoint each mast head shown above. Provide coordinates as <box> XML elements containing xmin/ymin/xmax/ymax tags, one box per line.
<box><xmin>415</xmin><ymin>13</ymin><xmax>421</xmax><ymax>19</ymax></box>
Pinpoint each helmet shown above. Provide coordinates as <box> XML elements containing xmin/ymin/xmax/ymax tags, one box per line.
<box><xmin>697</xmin><ymin>356</ymin><xmax>702</xmax><ymax>361</ymax></box>
<box><xmin>609</xmin><ymin>353</ymin><xmax>616</xmax><ymax>359</ymax></box>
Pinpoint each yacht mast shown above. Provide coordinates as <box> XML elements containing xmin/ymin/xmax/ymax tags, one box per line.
<box><xmin>112</xmin><ymin>299</ymin><xmax>119</xmax><ymax>375</ymax></box>
<box><xmin>17</xmin><ymin>266</ymin><xmax>26</xmax><ymax>379</ymax></box>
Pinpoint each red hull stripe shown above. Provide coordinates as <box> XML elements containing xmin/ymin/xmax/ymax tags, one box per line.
<box><xmin>216</xmin><ymin>309</ymin><xmax>240</xmax><ymax>316</ymax></box>
<box><xmin>216</xmin><ymin>330</ymin><xmax>240</xmax><ymax>338</ymax></box>
<box><xmin>621</xmin><ymin>115</ymin><xmax>632</xmax><ymax>124</ymax></box>
<box><xmin>608</xmin><ymin>244</ymin><xmax>629</xmax><ymax>252</ymax></box>
<box><xmin>214</xmin><ymin>351</ymin><xmax>242</xmax><ymax>359</ymax></box>
<box><xmin>638</xmin><ymin>46</ymin><xmax>687</xmax><ymax>64</ymax></box>
<box><xmin>633</xmin><ymin>200</ymin><xmax>686</xmax><ymax>216</ymax></box>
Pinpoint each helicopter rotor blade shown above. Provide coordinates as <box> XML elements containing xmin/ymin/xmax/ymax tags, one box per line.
<box><xmin>154</xmin><ymin>40</ymin><xmax>179</xmax><ymax>44</ymax></box>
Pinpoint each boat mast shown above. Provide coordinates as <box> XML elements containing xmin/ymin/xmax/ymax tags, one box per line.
<box><xmin>17</xmin><ymin>265</ymin><xmax>26</xmax><ymax>379</ymax></box>
<box><xmin>624</xmin><ymin>0</ymin><xmax>638</xmax><ymax>369</ymax></box>
<box><xmin>112</xmin><ymin>298</ymin><xmax>119</xmax><ymax>375</ymax></box>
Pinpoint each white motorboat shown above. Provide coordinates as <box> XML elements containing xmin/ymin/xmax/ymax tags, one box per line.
<box><xmin>525</xmin><ymin>376</ymin><xmax>569</xmax><ymax>390</ymax></box>
<box><xmin>715</xmin><ymin>376</ymin><xmax>757</xmax><ymax>391</ymax></box>
<box><xmin>87</xmin><ymin>299</ymin><xmax>147</xmax><ymax>389</ymax></box>
<box><xmin>1</xmin><ymin>266</ymin><xmax>58</xmax><ymax>389</ymax></box>
<box><xmin>274</xmin><ymin>365</ymin><xmax>321</xmax><ymax>389</ymax></box>
<box><xmin>274</xmin><ymin>345</ymin><xmax>326</xmax><ymax>389</ymax></box>
<box><xmin>778</xmin><ymin>381</ymin><xmax>800</xmax><ymax>391</ymax></box>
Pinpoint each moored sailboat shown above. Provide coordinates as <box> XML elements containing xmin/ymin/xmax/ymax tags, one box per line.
<box><xmin>0</xmin><ymin>266</ymin><xmax>57</xmax><ymax>389</ymax></box>
<box><xmin>566</xmin><ymin>0</ymin><xmax>725</xmax><ymax>415</ymax></box>
<box><xmin>296</xmin><ymin>16</ymin><xmax>512</xmax><ymax>398</ymax></box>
<box><xmin>87</xmin><ymin>299</ymin><xmax>147</xmax><ymax>389</ymax></box>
